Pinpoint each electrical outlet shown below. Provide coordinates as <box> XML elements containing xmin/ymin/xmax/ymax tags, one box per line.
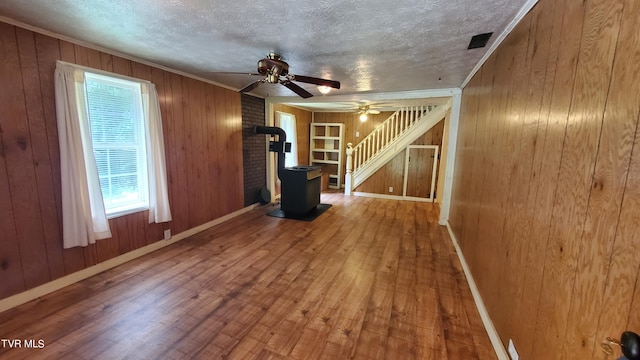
<box><xmin>388</xmin><ymin>186</ymin><xmax>393</xmax><ymax>193</ymax></box>
<box><xmin>164</xmin><ymin>229</ymin><xmax>171</xmax><ymax>240</ymax></box>
<box><xmin>508</xmin><ymin>339</ymin><xmax>519</xmax><ymax>360</ymax></box>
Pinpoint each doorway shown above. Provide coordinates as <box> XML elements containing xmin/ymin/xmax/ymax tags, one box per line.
<box><xmin>402</xmin><ymin>145</ymin><xmax>439</xmax><ymax>202</ymax></box>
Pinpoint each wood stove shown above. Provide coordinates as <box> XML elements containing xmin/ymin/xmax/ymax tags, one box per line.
<box><xmin>254</xmin><ymin>126</ymin><xmax>322</xmax><ymax>215</ymax></box>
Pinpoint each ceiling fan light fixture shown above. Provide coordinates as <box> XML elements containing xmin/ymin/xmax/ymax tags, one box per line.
<box><xmin>359</xmin><ymin>113</ymin><xmax>368</xmax><ymax>122</ymax></box>
<box><xmin>317</xmin><ymin>85</ymin><xmax>332</xmax><ymax>95</ymax></box>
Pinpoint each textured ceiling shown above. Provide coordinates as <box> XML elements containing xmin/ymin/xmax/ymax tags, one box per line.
<box><xmin>0</xmin><ymin>0</ymin><xmax>530</xmax><ymax>109</ymax></box>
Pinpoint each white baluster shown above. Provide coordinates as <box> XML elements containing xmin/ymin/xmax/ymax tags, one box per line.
<box><xmin>345</xmin><ymin>143</ymin><xmax>353</xmax><ymax>196</ymax></box>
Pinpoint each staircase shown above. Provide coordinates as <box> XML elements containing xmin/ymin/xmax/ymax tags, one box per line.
<box><xmin>346</xmin><ymin>102</ymin><xmax>451</xmax><ymax>193</ymax></box>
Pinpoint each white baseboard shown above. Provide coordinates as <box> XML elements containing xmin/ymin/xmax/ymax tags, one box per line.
<box><xmin>352</xmin><ymin>192</ymin><xmax>433</xmax><ymax>202</ymax></box>
<box><xmin>444</xmin><ymin>221</ymin><xmax>510</xmax><ymax>360</ymax></box>
<box><xmin>0</xmin><ymin>203</ymin><xmax>259</xmax><ymax>314</ymax></box>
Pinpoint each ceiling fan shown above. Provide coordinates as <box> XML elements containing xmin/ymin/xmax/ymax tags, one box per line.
<box><xmin>356</xmin><ymin>104</ymin><xmax>381</xmax><ymax>115</ymax></box>
<box><xmin>234</xmin><ymin>53</ymin><xmax>340</xmax><ymax>98</ymax></box>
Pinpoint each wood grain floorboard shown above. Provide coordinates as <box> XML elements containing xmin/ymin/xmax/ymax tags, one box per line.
<box><xmin>0</xmin><ymin>193</ymin><xmax>495</xmax><ymax>359</ymax></box>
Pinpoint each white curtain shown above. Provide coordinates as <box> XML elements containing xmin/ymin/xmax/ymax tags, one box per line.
<box><xmin>55</xmin><ymin>62</ymin><xmax>111</xmax><ymax>248</ymax></box>
<box><xmin>276</xmin><ymin>112</ymin><xmax>298</xmax><ymax>167</ymax></box>
<box><xmin>141</xmin><ymin>83</ymin><xmax>172</xmax><ymax>223</ymax></box>
<box><xmin>55</xmin><ymin>61</ymin><xmax>172</xmax><ymax>248</ymax></box>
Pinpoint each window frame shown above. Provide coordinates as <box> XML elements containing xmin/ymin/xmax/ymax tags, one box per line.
<box><xmin>84</xmin><ymin>72</ymin><xmax>150</xmax><ymax>219</ymax></box>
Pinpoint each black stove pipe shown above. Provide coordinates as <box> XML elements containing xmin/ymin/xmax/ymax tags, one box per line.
<box><xmin>254</xmin><ymin>125</ymin><xmax>286</xmax><ymax>179</ymax></box>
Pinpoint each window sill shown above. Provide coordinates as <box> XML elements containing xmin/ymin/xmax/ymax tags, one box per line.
<box><xmin>106</xmin><ymin>205</ymin><xmax>149</xmax><ymax>220</ymax></box>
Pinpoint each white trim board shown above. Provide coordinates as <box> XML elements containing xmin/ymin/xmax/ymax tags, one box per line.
<box><xmin>0</xmin><ymin>203</ymin><xmax>259</xmax><ymax>314</ymax></box>
<box><xmin>438</xmin><ymin>93</ymin><xmax>461</xmax><ymax>225</ymax></box>
<box><xmin>445</xmin><ymin>221</ymin><xmax>510</xmax><ymax>360</ymax></box>
<box><xmin>460</xmin><ymin>0</ymin><xmax>540</xmax><ymax>89</ymax></box>
<box><xmin>352</xmin><ymin>192</ymin><xmax>434</xmax><ymax>203</ymax></box>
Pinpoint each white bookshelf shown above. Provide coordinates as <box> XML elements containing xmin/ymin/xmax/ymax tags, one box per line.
<box><xmin>309</xmin><ymin>123</ymin><xmax>344</xmax><ymax>189</ymax></box>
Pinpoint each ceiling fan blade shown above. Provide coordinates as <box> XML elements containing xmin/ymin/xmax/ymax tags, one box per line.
<box><xmin>239</xmin><ymin>79</ymin><xmax>264</xmax><ymax>93</ymax></box>
<box><xmin>290</xmin><ymin>75</ymin><xmax>341</xmax><ymax>89</ymax></box>
<box><xmin>282</xmin><ymin>81</ymin><xmax>313</xmax><ymax>98</ymax></box>
<box><xmin>369</xmin><ymin>110</ymin><xmax>381</xmax><ymax>114</ymax></box>
<box><xmin>209</xmin><ymin>72</ymin><xmax>262</xmax><ymax>76</ymax></box>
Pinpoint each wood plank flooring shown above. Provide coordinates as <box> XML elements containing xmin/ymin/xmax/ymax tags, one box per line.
<box><xmin>0</xmin><ymin>193</ymin><xmax>496</xmax><ymax>359</ymax></box>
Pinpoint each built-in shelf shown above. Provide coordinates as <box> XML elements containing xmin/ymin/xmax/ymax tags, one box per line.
<box><xmin>310</xmin><ymin>123</ymin><xmax>344</xmax><ymax>190</ymax></box>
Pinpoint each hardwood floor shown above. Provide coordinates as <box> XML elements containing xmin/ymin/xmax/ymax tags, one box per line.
<box><xmin>0</xmin><ymin>193</ymin><xmax>496</xmax><ymax>359</ymax></box>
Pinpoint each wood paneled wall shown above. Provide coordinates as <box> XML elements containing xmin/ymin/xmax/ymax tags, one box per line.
<box><xmin>355</xmin><ymin>121</ymin><xmax>444</xmax><ymax>196</ymax></box>
<box><xmin>449</xmin><ymin>0</ymin><xmax>640</xmax><ymax>358</ymax></box>
<box><xmin>272</xmin><ymin>104</ymin><xmax>312</xmax><ymax>166</ymax></box>
<box><xmin>0</xmin><ymin>22</ymin><xmax>244</xmax><ymax>300</ymax></box>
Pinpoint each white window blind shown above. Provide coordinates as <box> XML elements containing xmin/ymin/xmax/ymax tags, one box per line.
<box><xmin>85</xmin><ymin>72</ymin><xmax>149</xmax><ymax>217</ymax></box>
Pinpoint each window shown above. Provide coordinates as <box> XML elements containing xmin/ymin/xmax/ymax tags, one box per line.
<box><xmin>85</xmin><ymin>73</ymin><xmax>149</xmax><ymax>217</ymax></box>
<box><xmin>276</xmin><ymin>112</ymin><xmax>298</xmax><ymax>167</ymax></box>
<box><xmin>55</xmin><ymin>61</ymin><xmax>172</xmax><ymax>248</ymax></box>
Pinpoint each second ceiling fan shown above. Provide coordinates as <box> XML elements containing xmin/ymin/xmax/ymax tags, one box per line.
<box><xmin>238</xmin><ymin>53</ymin><xmax>340</xmax><ymax>98</ymax></box>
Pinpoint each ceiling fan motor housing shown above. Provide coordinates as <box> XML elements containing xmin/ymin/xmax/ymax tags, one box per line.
<box><xmin>257</xmin><ymin>56</ymin><xmax>289</xmax><ymax>82</ymax></box>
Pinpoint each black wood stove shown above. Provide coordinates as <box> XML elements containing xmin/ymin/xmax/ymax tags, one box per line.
<box><xmin>254</xmin><ymin>126</ymin><xmax>321</xmax><ymax>215</ymax></box>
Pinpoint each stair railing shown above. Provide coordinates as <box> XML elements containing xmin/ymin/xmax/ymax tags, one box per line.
<box><xmin>352</xmin><ymin>105</ymin><xmax>433</xmax><ymax>171</ymax></box>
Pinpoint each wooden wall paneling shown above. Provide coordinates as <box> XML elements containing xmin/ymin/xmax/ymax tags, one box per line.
<box><xmin>487</xmin><ymin>10</ymin><xmax>536</xmax><ymax>336</ymax></box>
<box><xmin>167</xmin><ymin>72</ymin><xmax>188</xmax><ymax>233</ymax></box>
<box><xmin>180</xmin><ymin>77</ymin><xmax>196</xmax><ymax>228</ymax></box>
<box><xmin>17</xmin><ymin>29</ymin><xmax>66</xmax><ymax>281</ymax></box>
<box><xmin>235</xmin><ymin>92</ymin><xmax>244</xmax><ymax>207</ymax></box>
<box><xmin>96</xmin><ymin>218</ymin><xmax>119</xmax><ymax>263</ymax></box>
<box><xmin>449</xmin><ymin>74</ymin><xmax>481</xmax><ymax>242</ymax></box>
<box><xmin>131</xmin><ymin>62</ymin><xmax>152</xmax><ymax>81</ymax></box>
<box><xmin>570</xmin><ymin>0</ymin><xmax>640</xmax><ymax>356</ymax></box>
<box><xmin>615</xmin><ymin>119</ymin><xmax>640</xmax><ymax>343</ymax></box>
<box><xmin>185</xmin><ymin>78</ymin><xmax>202</xmax><ymax>226</ymax></box>
<box><xmin>99</xmin><ymin>52</ymin><xmax>113</xmax><ymax>72</ymax></box>
<box><xmin>214</xmin><ymin>86</ymin><xmax>230</xmax><ymax>217</ymax></box>
<box><xmin>205</xmin><ymin>84</ymin><xmax>221</xmax><ymax>221</ymax></box>
<box><xmin>511</xmin><ymin>0</ymin><xmax>585</xmax><ymax>355</ymax></box>
<box><xmin>111</xmin><ymin>55</ymin><xmax>132</xmax><ymax>77</ymax></box>
<box><xmin>194</xmin><ymin>80</ymin><xmax>211</xmax><ymax>225</ymax></box>
<box><xmin>0</xmin><ymin>51</ymin><xmax>25</xmax><ymax>297</ymax></box>
<box><xmin>1</xmin><ymin>23</ymin><xmax>52</xmax><ymax>289</ymax></box>
<box><xmin>203</xmin><ymin>83</ymin><xmax>214</xmax><ymax>215</ymax></box>
<box><xmin>475</xmin><ymin>18</ymin><xmax>533</xmax><ymax>332</ymax></box>
<box><xmin>530</xmin><ymin>0</ymin><xmax>624</xmax><ymax>357</ymax></box>
<box><xmin>498</xmin><ymin>1</ymin><xmax>556</xmax><ymax>340</ymax></box>
<box><xmin>0</xmin><ymin>134</ymin><xmax>25</xmax><ymax>298</ymax></box>
<box><xmin>455</xmin><ymin>63</ymin><xmax>491</xmax><ymax>269</ymax></box>
<box><xmin>34</xmin><ymin>34</ymin><xmax>65</xmax><ymax>272</ymax></box>
<box><xmin>113</xmin><ymin>216</ymin><xmax>130</xmax><ymax>255</ymax></box>
<box><xmin>503</xmin><ymin>0</ymin><xmax>564</xmax><ymax>346</ymax></box>
<box><xmin>156</xmin><ymin>69</ymin><xmax>178</xmax><ymax>233</ymax></box>
<box><xmin>57</xmin><ymin>40</ymin><xmax>87</xmax><ymax>275</ymax></box>
<box><xmin>129</xmin><ymin>211</ymin><xmax>148</xmax><ymax>251</ymax></box>
<box><xmin>221</xmin><ymin>87</ymin><xmax>235</xmax><ymax>216</ymax></box>
<box><xmin>459</xmin><ymin>54</ymin><xmax>500</xmax><ymax>288</ymax></box>
<box><xmin>223</xmin><ymin>88</ymin><xmax>242</xmax><ymax>214</ymax></box>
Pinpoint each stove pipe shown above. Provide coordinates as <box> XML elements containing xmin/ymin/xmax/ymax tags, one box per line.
<box><xmin>254</xmin><ymin>125</ymin><xmax>286</xmax><ymax>179</ymax></box>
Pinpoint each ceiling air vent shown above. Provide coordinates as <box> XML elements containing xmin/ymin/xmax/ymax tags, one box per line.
<box><xmin>468</xmin><ymin>32</ymin><xmax>493</xmax><ymax>49</ymax></box>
